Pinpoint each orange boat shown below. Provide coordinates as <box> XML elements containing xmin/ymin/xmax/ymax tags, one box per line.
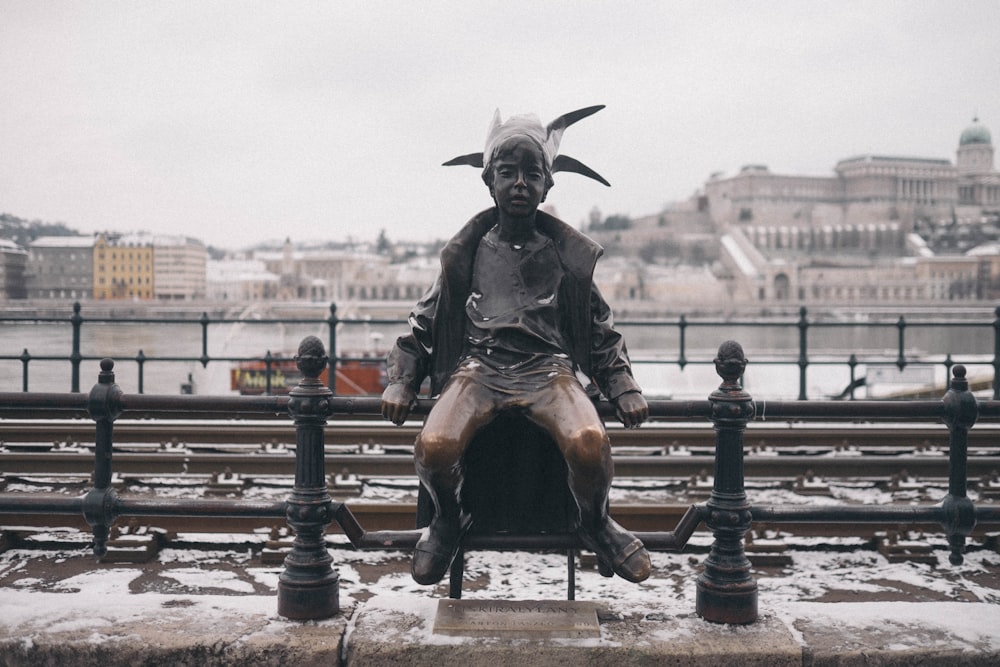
<box><xmin>230</xmin><ymin>354</ymin><xmax>386</xmax><ymax>396</ymax></box>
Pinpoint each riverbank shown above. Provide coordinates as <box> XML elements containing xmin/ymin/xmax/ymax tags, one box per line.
<box><xmin>2</xmin><ymin>297</ymin><xmax>997</xmax><ymax>322</ymax></box>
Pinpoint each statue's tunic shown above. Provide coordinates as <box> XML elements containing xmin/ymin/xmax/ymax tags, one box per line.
<box><xmin>387</xmin><ymin>208</ymin><xmax>640</xmax><ymax>401</ymax></box>
<box><xmin>466</xmin><ymin>227</ymin><xmax>567</xmax><ymax>362</ymax></box>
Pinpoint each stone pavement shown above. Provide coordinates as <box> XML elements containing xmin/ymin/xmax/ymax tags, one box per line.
<box><xmin>1</xmin><ymin>531</ymin><xmax>999</xmax><ymax>666</ymax></box>
<box><xmin>2</xmin><ymin>590</ymin><xmax>998</xmax><ymax>666</ymax></box>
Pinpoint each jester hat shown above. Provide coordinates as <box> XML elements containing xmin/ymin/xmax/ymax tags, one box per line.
<box><xmin>443</xmin><ymin>105</ymin><xmax>610</xmax><ymax>187</ymax></box>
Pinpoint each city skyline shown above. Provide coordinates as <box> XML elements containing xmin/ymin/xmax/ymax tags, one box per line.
<box><xmin>2</xmin><ymin>1</ymin><xmax>999</xmax><ymax>249</ymax></box>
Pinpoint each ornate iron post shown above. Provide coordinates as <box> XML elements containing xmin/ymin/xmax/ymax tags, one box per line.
<box><xmin>895</xmin><ymin>316</ymin><xmax>907</xmax><ymax>370</ymax></box>
<box><xmin>278</xmin><ymin>335</ymin><xmax>339</xmax><ymax>619</ymax></box>
<box><xmin>70</xmin><ymin>302</ymin><xmax>83</xmax><ymax>392</ymax></box>
<box><xmin>327</xmin><ymin>302</ymin><xmax>339</xmax><ymax>395</ymax></box>
<box><xmin>796</xmin><ymin>307</ymin><xmax>808</xmax><ymax>400</ymax></box>
<box><xmin>83</xmin><ymin>358</ymin><xmax>123</xmax><ymax>558</ymax></box>
<box><xmin>993</xmin><ymin>305</ymin><xmax>1000</xmax><ymax>400</ymax></box>
<box><xmin>697</xmin><ymin>340</ymin><xmax>758</xmax><ymax>624</ymax></box>
<box><xmin>940</xmin><ymin>364</ymin><xmax>978</xmax><ymax>565</ymax></box>
<box><xmin>19</xmin><ymin>348</ymin><xmax>29</xmax><ymax>392</ymax></box>
<box><xmin>199</xmin><ymin>311</ymin><xmax>211</xmax><ymax>368</ymax></box>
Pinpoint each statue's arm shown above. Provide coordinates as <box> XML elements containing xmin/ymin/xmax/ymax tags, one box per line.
<box><xmin>382</xmin><ymin>275</ymin><xmax>441</xmax><ymax>424</ymax></box>
<box><xmin>587</xmin><ymin>283</ymin><xmax>648</xmax><ymax>427</ymax></box>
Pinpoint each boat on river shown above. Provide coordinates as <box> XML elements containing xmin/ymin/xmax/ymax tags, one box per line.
<box><xmin>230</xmin><ymin>353</ymin><xmax>386</xmax><ymax>395</ymax></box>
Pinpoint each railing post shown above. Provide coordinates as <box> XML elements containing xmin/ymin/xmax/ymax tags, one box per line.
<box><xmin>327</xmin><ymin>302</ymin><xmax>339</xmax><ymax>394</ymax></box>
<box><xmin>20</xmin><ymin>348</ymin><xmax>29</xmax><ymax>392</ymax></box>
<box><xmin>199</xmin><ymin>312</ymin><xmax>210</xmax><ymax>368</ymax></box>
<box><xmin>83</xmin><ymin>358</ymin><xmax>123</xmax><ymax>559</ymax></box>
<box><xmin>847</xmin><ymin>354</ymin><xmax>859</xmax><ymax>400</ymax></box>
<box><xmin>70</xmin><ymin>302</ymin><xmax>83</xmax><ymax>393</ymax></box>
<box><xmin>697</xmin><ymin>340</ymin><xmax>757</xmax><ymax>624</ymax></box>
<box><xmin>278</xmin><ymin>335</ymin><xmax>339</xmax><ymax>620</ymax></box>
<box><xmin>797</xmin><ymin>306</ymin><xmax>808</xmax><ymax>400</ymax></box>
<box><xmin>895</xmin><ymin>315</ymin><xmax>907</xmax><ymax>370</ymax></box>
<box><xmin>943</xmin><ymin>354</ymin><xmax>954</xmax><ymax>398</ymax></box>
<box><xmin>993</xmin><ymin>305</ymin><xmax>1000</xmax><ymax>400</ymax></box>
<box><xmin>678</xmin><ymin>314</ymin><xmax>688</xmax><ymax>369</ymax></box>
<box><xmin>264</xmin><ymin>350</ymin><xmax>274</xmax><ymax>395</ymax></box>
<box><xmin>136</xmin><ymin>350</ymin><xmax>146</xmax><ymax>394</ymax></box>
<box><xmin>940</xmin><ymin>364</ymin><xmax>978</xmax><ymax>565</ymax></box>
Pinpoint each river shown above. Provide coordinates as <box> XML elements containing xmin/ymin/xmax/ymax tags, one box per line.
<box><xmin>0</xmin><ymin>305</ymin><xmax>995</xmax><ymax>400</ymax></box>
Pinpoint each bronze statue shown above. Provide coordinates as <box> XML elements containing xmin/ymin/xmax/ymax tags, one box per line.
<box><xmin>381</xmin><ymin>105</ymin><xmax>651</xmax><ymax>586</ymax></box>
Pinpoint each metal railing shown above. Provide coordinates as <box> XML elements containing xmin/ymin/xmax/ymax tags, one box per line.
<box><xmin>1</xmin><ymin>302</ymin><xmax>998</xmax><ymax>399</ymax></box>
<box><xmin>1</xmin><ymin>336</ymin><xmax>998</xmax><ymax>624</ymax></box>
<box><xmin>623</xmin><ymin>306</ymin><xmax>1000</xmax><ymax>400</ymax></box>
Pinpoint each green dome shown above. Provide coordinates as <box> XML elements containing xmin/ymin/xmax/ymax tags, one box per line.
<box><xmin>960</xmin><ymin>118</ymin><xmax>992</xmax><ymax>146</ymax></box>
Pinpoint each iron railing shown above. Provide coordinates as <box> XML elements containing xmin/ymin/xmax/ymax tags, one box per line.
<box><xmin>1</xmin><ymin>336</ymin><xmax>998</xmax><ymax>624</ymax></box>
<box><xmin>1</xmin><ymin>302</ymin><xmax>998</xmax><ymax>399</ymax></box>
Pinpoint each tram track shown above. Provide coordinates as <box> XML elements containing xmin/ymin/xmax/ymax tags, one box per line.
<box><xmin>3</xmin><ymin>421</ymin><xmax>999</xmax><ymax>478</ymax></box>
<box><xmin>2</xmin><ymin>420</ymin><xmax>999</xmax><ymax>543</ymax></box>
<box><xmin>3</xmin><ymin>418</ymin><xmax>1000</xmax><ymax>448</ymax></box>
<box><xmin>4</xmin><ymin>450</ymin><xmax>1000</xmax><ymax>479</ymax></box>
<box><xmin>4</xmin><ymin>503</ymin><xmax>998</xmax><ymax>542</ymax></box>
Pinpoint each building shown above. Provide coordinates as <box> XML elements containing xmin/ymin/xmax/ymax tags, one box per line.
<box><xmin>594</xmin><ymin>257</ymin><xmax>728</xmax><ymax>312</ymax></box>
<box><xmin>585</xmin><ymin>207</ymin><xmax>721</xmax><ymax>266</ymax></box>
<box><xmin>718</xmin><ymin>223</ymin><xmax>1000</xmax><ymax>306</ymax></box>
<box><xmin>205</xmin><ymin>258</ymin><xmax>279</xmax><ymax>301</ymax></box>
<box><xmin>93</xmin><ymin>233</ymin><xmax>154</xmax><ymax>300</ymax></box>
<box><xmin>0</xmin><ymin>239</ymin><xmax>28</xmax><ymax>300</ymax></box>
<box><xmin>710</xmin><ymin>119</ymin><xmax>1000</xmax><ymax>305</ymax></box>
<box><xmin>706</xmin><ymin>118</ymin><xmax>996</xmax><ymax>230</ymax></box>
<box><xmin>956</xmin><ymin>118</ymin><xmax>1000</xmax><ymax>206</ymax></box>
<box><xmin>152</xmin><ymin>235</ymin><xmax>207</xmax><ymax>301</ymax></box>
<box><xmin>204</xmin><ymin>240</ymin><xmax>440</xmax><ymax>305</ymax></box>
<box><xmin>24</xmin><ymin>233</ymin><xmax>207</xmax><ymax>302</ymax></box>
<box><xmin>253</xmin><ymin>239</ymin><xmax>405</xmax><ymax>303</ymax></box>
<box><xmin>341</xmin><ymin>257</ymin><xmax>437</xmax><ymax>302</ymax></box>
<box><xmin>25</xmin><ymin>236</ymin><xmax>95</xmax><ymax>300</ymax></box>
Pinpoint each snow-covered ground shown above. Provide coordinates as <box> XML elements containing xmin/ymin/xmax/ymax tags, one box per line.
<box><xmin>1</xmin><ymin>527</ymin><xmax>999</xmax><ymax>656</ymax></box>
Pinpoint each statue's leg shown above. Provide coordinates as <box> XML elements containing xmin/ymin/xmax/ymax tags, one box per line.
<box><xmin>529</xmin><ymin>375</ymin><xmax>651</xmax><ymax>583</ymax></box>
<box><xmin>411</xmin><ymin>373</ymin><xmax>495</xmax><ymax>585</ymax></box>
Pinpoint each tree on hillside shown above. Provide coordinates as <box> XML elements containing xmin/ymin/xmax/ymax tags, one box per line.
<box><xmin>376</xmin><ymin>229</ymin><xmax>391</xmax><ymax>255</ymax></box>
<box><xmin>0</xmin><ymin>213</ymin><xmax>81</xmax><ymax>247</ymax></box>
<box><xmin>588</xmin><ymin>206</ymin><xmax>602</xmax><ymax>231</ymax></box>
<box><xmin>602</xmin><ymin>214</ymin><xmax>632</xmax><ymax>231</ymax></box>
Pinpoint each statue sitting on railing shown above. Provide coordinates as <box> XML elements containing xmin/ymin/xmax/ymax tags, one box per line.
<box><xmin>380</xmin><ymin>105</ymin><xmax>651</xmax><ymax>586</ymax></box>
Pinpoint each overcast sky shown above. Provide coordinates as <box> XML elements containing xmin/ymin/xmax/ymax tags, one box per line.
<box><xmin>2</xmin><ymin>1</ymin><xmax>998</xmax><ymax>249</ymax></box>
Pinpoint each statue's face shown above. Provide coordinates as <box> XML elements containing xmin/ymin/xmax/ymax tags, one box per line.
<box><xmin>490</xmin><ymin>137</ymin><xmax>548</xmax><ymax>219</ymax></box>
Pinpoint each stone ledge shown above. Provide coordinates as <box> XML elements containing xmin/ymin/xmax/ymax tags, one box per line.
<box><xmin>0</xmin><ymin>594</ymin><xmax>345</xmax><ymax>667</ymax></box>
<box><xmin>344</xmin><ymin>595</ymin><xmax>801</xmax><ymax>666</ymax></box>
<box><xmin>3</xmin><ymin>592</ymin><xmax>999</xmax><ymax>666</ymax></box>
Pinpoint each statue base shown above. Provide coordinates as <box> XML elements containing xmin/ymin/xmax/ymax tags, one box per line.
<box><xmin>432</xmin><ymin>599</ymin><xmax>600</xmax><ymax>639</ymax></box>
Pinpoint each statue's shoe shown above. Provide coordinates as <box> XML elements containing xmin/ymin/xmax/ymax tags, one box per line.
<box><xmin>579</xmin><ymin>518</ymin><xmax>651</xmax><ymax>583</ymax></box>
<box><xmin>411</xmin><ymin>514</ymin><xmax>471</xmax><ymax>585</ymax></box>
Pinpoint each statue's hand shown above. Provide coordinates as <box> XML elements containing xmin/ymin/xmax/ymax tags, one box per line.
<box><xmin>614</xmin><ymin>391</ymin><xmax>648</xmax><ymax>429</ymax></box>
<box><xmin>381</xmin><ymin>383</ymin><xmax>416</xmax><ymax>426</ymax></box>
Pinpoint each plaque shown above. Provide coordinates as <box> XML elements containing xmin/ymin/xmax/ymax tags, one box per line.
<box><xmin>432</xmin><ymin>599</ymin><xmax>601</xmax><ymax>639</ymax></box>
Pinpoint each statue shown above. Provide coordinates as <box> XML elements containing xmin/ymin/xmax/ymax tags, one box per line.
<box><xmin>380</xmin><ymin>105</ymin><xmax>651</xmax><ymax>586</ymax></box>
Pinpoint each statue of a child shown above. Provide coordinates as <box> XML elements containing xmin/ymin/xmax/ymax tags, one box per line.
<box><xmin>381</xmin><ymin>106</ymin><xmax>651</xmax><ymax>585</ymax></box>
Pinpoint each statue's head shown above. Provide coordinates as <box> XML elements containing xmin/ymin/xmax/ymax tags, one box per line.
<box><xmin>481</xmin><ymin>114</ymin><xmax>555</xmax><ymax>194</ymax></box>
<box><xmin>486</xmin><ymin>135</ymin><xmax>549</xmax><ymax>217</ymax></box>
<box><xmin>443</xmin><ymin>106</ymin><xmax>611</xmax><ymax>196</ymax></box>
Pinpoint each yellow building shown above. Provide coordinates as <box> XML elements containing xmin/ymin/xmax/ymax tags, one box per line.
<box><xmin>93</xmin><ymin>234</ymin><xmax>154</xmax><ymax>300</ymax></box>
